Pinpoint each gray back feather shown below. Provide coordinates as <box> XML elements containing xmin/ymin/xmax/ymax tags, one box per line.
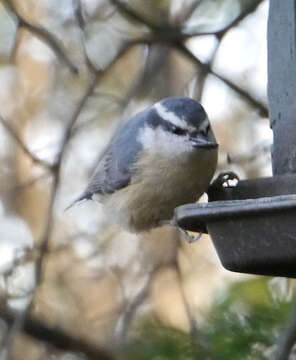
<box><xmin>84</xmin><ymin>106</ymin><xmax>154</xmax><ymax>197</ymax></box>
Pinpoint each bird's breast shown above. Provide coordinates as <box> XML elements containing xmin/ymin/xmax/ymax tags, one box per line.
<box><xmin>104</xmin><ymin>148</ymin><xmax>217</xmax><ymax>232</ymax></box>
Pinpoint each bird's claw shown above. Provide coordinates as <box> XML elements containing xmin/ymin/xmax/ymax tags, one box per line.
<box><xmin>158</xmin><ymin>221</ymin><xmax>202</xmax><ymax>243</ymax></box>
<box><xmin>178</xmin><ymin>228</ymin><xmax>202</xmax><ymax>243</ymax></box>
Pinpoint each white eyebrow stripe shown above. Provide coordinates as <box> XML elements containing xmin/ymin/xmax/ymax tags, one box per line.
<box><xmin>154</xmin><ymin>102</ymin><xmax>187</xmax><ymax>129</ymax></box>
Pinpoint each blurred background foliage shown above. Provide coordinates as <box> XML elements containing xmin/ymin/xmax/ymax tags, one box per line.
<box><xmin>0</xmin><ymin>0</ymin><xmax>294</xmax><ymax>359</ymax></box>
<box><xmin>126</xmin><ymin>278</ymin><xmax>294</xmax><ymax>360</ymax></box>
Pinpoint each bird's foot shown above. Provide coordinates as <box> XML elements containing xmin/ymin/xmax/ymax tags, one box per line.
<box><xmin>178</xmin><ymin>228</ymin><xmax>202</xmax><ymax>243</ymax></box>
<box><xmin>158</xmin><ymin>220</ymin><xmax>201</xmax><ymax>243</ymax></box>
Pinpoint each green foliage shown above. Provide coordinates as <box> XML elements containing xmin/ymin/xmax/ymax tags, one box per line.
<box><xmin>124</xmin><ymin>325</ymin><xmax>196</xmax><ymax>360</ymax></box>
<box><xmin>124</xmin><ymin>278</ymin><xmax>294</xmax><ymax>360</ymax></box>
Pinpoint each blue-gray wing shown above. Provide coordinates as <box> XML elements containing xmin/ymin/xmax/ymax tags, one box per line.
<box><xmin>80</xmin><ymin>107</ymin><xmax>155</xmax><ymax>199</ymax></box>
<box><xmin>85</xmin><ymin>144</ymin><xmax>137</xmax><ymax>195</ymax></box>
<box><xmin>65</xmin><ymin>143</ymin><xmax>132</xmax><ymax>209</ymax></box>
<box><xmin>65</xmin><ymin>105</ymin><xmax>161</xmax><ymax>210</ymax></box>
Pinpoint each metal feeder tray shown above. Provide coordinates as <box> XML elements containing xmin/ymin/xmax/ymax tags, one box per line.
<box><xmin>174</xmin><ymin>173</ymin><xmax>296</xmax><ymax>278</ymax></box>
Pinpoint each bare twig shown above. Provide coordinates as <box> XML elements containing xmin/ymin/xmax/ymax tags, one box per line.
<box><xmin>175</xmin><ymin>245</ymin><xmax>218</xmax><ymax>359</ymax></box>
<box><xmin>1</xmin><ymin>173</ymin><xmax>50</xmax><ymax>194</ymax></box>
<box><xmin>227</xmin><ymin>141</ymin><xmax>271</xmax><ymax>166</ymax></box>
<box><xmin>115</xmin><ymin>265</ymin><xmax>162</xmax><ymax>347</ymax></box>
<box><xmin>183</xmin><ymin>0</ymin><xmax>265</xmax><ymax>38</ymax></box>
<box><xmin>73</xmin><ymin>0</ymin><xmax>85</xmax><ymax>30</ymax></box>
<box><xmin>183</xmin><ymin>37</ymin><xmax>220</xmax><ymax>100</ymax></box>
<box><xmin>116</xmin><ymin>44</ymin><xmax>170</xmax><ymax>110</ymax></box>
<box><xmin>3</xmin><ymin>77</ymin><xmax>102</xmax><ymax>356</ymax></box>
<box><xmin>0</xmin><ymin>303</ymin><xmax>114</xmax><ymax>360</ymax></box>
<box><xmin>176</xmin><ymin>43</ymin><xmax>268</xmax><ymax>117</ymax></box>
<box><xmin>110</xmin><ymin>0</ymin><xmax>268</xmax><ymax>117</ymax></box>
<box><xmin>115</xmin><ymin>282</ymin><xmax>150</xmax><ymax>347</ymax></box>
<box><xmin>0</xmin><ymin>116</ymin><xmax>52</xmax><ymax>170</ymax></box>
<box><xmin>28</xmin><ymin>39</ymin><xmax>141</xmax><ymax>308</ymax></box>
<box><xmin>172</xmin><ymin>0</ymin><xmax>202</xmax><ymax>26</ymax></box>
<box><xmin>111</xmin><ymin>0</ymin><xmax>265</xmax><ymax>42</ymax></box>
<box><xmin>275</xmin><ymin>302</ymin><xmax>296</xmax><ymax>360</ymax></box>
<box><xmin>2</xmin><ymin>0</ymin><xmax>79</xmax><ymax>74</ymax></box>
<box><xmin>34</xmin><ymin>41</ymin><xmax>137</xmax><ymax>283</ymax></box>
<box><xmin>73</xmin><ymin>0</ymin><xmax>99</xmax><ymax>73</ymax></box>
<box><xmin>109</xmin><ymin>0</ymin><xmax>159</xmax><ymax>31</ymax></box>
<box><xmin>174</xmin><ymin>255</ymin><xmax>198</xmax><ymax>336</ymax></box>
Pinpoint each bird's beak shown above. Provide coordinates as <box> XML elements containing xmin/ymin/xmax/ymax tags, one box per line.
<box><xmin>190</xmin><ymin>134</ymin><xmax>218</xmax><ymax>149</ymax></box>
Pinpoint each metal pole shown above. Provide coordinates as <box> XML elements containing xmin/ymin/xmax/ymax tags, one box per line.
<box><xmin>268</xmin><ymin>0</ymin><xmax>296</xmax><ymax>175</ymax></box>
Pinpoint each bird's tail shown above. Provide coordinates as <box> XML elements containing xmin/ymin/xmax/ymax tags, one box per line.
<box><xmin>64</xmin><ymin>192</ymin><xmax>92</xmax><ymax>211</ymax></box>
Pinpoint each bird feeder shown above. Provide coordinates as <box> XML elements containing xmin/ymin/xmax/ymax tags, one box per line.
<box><xmin>174</xmin><ymin>0</ymin><xmax>296</xmax><ymax>278</ymax></box>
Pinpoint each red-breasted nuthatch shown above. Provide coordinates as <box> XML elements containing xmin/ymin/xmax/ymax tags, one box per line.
<box><xmin>68</xmin><ymin>97</ymin><xmax>218</xmax><ymax>233</ymax></box>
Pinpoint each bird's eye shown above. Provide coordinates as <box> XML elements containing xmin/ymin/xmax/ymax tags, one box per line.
<box><xmin>171</xmin><ymin>125</ymin><xmax>186</xmax><ymax>136</ymax></box>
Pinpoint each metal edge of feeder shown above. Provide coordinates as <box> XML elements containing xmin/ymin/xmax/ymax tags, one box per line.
<box><xmin>174</xmin><ymin>173</ymin><xmax>296</xmax><ymax>277</ymax></box>
<box><xmin>174</xmin><ymin>173</ymin><xmax>296</xmax><ymax>232</ymax></box>
<box><xmin>174</xmin><ymin>193</ymin><xmax>296</xmax><ymax>233</ymax></box>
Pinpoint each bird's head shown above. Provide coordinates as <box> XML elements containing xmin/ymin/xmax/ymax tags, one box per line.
<box><xmin>137</xmin><ymin>96</ymin><xmax>218</xmax><ymax>158</ymax></box>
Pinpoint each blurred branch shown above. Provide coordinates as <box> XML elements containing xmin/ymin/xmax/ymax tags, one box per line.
<box><xmin>176</xmin><ymin>43</ymin><xmax>268</xmax><ymax>117</ymax></box>
<box><xmin>116</xmin><ymin>282</ymin><xmax>150</xmax><ymax>347</ymax></box>
<box><xmin>175</xmin><ymin>258</ymin><xmax>198</xmax><ymax>335</ymax></box>
<box><xmin>117</xmin><ymin>44</ymin><xmax>170</xmax><ymax>109</ymax></box>
<box><xmin>227</xmin><ymin>140</ymin><xmax>271</xmax><ymax>166</ymax></box>
<box><xmin>2</xmin><ymin>0</ymin><xmax>79</xmax><ymax>74</ymax></box>
<box><xmin>31</xmin><ymin>38</ymin><xmax>144</xmax><ymax>310</ymax></box>
<box><xmin>215</xmin><ymin>0</ymin><xmax>264</xmax><ymax>38</ymax></box>
<box><xmin>173</xmin><ymin>0</ymin><xmax>202</xmax><ymax>25</ymax></box>
<box><xmin>0</xmin><ymin>303</ymin><xmax>114</xmax><ymax>360</ymax></box>
<box><xmin>109</xmin><ymin>0</ymin><xmax>159</xmax><ymax>31</ymax></box>
<box><xmin>184</xmin><ymin>0</ymin><xmax>265</xmax><ymax>38</ymax></box>
<box><xmin>32</xmin><ymin>77</ymin><xmax>99</xmax><ymax>302</ymax></box>
<box><xmin>0</xmin><ymin>116</ymin><xmax>52</xmax><ymax>170</ymax></box>
<box><xmin>73</xmin><ymin>0</ymin><xmax>85</xmax><ymax>30</ymax></box>
<box><xmin>4</xmin><ymin>54</ymin><xmax>104</xmax><ymax>360</ymax></box>
<box><xmin>275</xmin><ymin>302</ymin><xmax>296</xmax><ymax>360</ymax></box>
<box><xmin>111</xmin><ymin>0</ymin><xmax>265</xmax><ymax>41</ymax></box>
<box><xmin>1</xmin><ymin>173</ymin><xmax>50</xmax><ymax>194</ymax></box>
<box><xmin>111</xmin><ymin>1</ymin><xmax>184</xmax><ymax>44</ymax></box>
<box><xmin>183</xmin><ymin>0</ymin><xmax>264</xmax><ymax>101</ymax></box>
<box><xmin>110</xmin><ymin>0</ymin><xmax>268</xmax><ymax>117</ymax></box>
<box><xmin>71</xmin><ymin>44</ymin><xmax>170</xmax><ymax>135</ymax></box>
<box><xmin>30</xmin><ymin>38</ymin><xmax>142</xmax><ymax>301</ymax></box>
<box><xmin>73</xmin><ymin>0</ymin><xmax>99</xmax><ymax>73</ymax></box>
<box><xmin>175</xmin><ymin>247</ymin><xmax>218</xmax><ymax>359</ymax></box>
<box><xmin>183</xmin><ymin>37</ymin><xmax>220</xmax><ymax>100</ymax></box>
<box><xmin>115</xmin><ymin>265</ymin><xmax>162</xmax><ymax>347</ymax></box>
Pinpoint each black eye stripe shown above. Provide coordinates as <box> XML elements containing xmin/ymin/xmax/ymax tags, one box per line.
<box><xmin>162</xmin><ymin>120</ymin><xmax>187</xmax><ymax>135</ymax></box>
<box><xmin>171</xmin><ymin>125</ymin><xmax>187</xmax><ymax>135</ymax></box>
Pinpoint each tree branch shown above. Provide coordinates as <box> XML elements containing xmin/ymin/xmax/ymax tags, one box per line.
<box><xmin>110</xmin><ymin>0</ymin><xmax>268</xmax><ymax>117</ymax></box>
<box><xmin>275</xmin><ymin>302</ymin><xmax>296</xmax><ymax>360</ymax></box>
<box><xmin>2</xmin><ymin>0</ymin><xmax>79</xmax><ymax>74</ymax></box>
<box><xmin>184</xmin><ymin>0</ymin><xmax>265</xmax><ymax>38</ymax></box>
<box><xmin>0</xmin><ymin>116</ymin><xmax>52</xmax><ymax>170</ymax></box>
<box><xmin>109</xmin><ymin>0</ymin><xmax>159</xmax><ymax>31</ymax></box>
<box><xmin>0</xmin><ymin>304</ymin><xmax>114</xmax><ymax>360</ymax></box>
<box><xmin>176</xmin><ymin>43</ymin><xmax>268</xmax><ymax>117</ymax></box>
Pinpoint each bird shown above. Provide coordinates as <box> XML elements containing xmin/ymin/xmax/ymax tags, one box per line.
<box><xmin>67</xmin><ymin>96</ymin><xmax>218</xmax><ymax>234</ymax></box>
